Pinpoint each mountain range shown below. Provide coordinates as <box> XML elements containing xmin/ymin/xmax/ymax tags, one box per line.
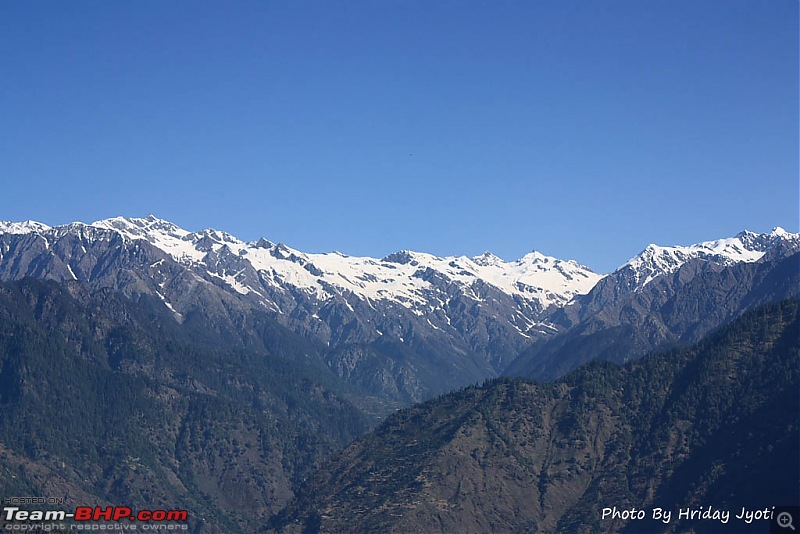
<box><xmin>0</xmin><ymin>217</ymin><xmax>796</xmax><ymax>403</ymax></box>
<box><xmin>0</xmin><ymin>216</ymin><xmax>797</xmax><ymax>533</ymax></box>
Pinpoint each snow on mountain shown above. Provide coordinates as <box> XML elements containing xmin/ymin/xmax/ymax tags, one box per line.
<box><xmin>2</xmin><ymin>215</ymin><xmax>797</xmax><ymax>400</ymax></box>
<box><xmin>0</xmin><ymin>220</ymin><xmax>52</xmax><ymax>234</ymax></box>
<box><xmin>83</xmin><ymin>215</ymin><xmax>602</xmax><ymax>313</ymax></box>
<box><xmin>2</xmin><ymin>216</ymin><xmax>795</xmax><ymax>322</ymax></box>
<box><xmin>619</xmin><ymin>227</ymin><xmax>799</xmax><ymax>289</ymax></box>
<box><xmin>91</xmin><ymin>216</ymin><xmax>209</xmax><ymax>264</ymax></box>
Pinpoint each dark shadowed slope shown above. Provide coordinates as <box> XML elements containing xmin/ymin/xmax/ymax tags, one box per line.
<box><xmin>0</xmin><ymin>278</ymin><xmax>370</xmax><ymax>533</ymax></box>
<box><xmin>273</xmin><ymin>299</ymin><xmax>799</xmax><ymax>534</ymax></box>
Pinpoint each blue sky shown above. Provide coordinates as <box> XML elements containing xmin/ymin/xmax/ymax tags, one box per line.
<box><xmin>1</xmin><ymin>1</ymin><xmax>797</xmax><ymax>273</ymax></box>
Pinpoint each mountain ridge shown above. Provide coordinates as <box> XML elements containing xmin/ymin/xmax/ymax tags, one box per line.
<box><xmin>2</xmin><ymin>216</ymin><xmax>795</xmax><ymax>314</ymax></box>
<box><xmin>1</xmin><ymin>216</ymin><xmax>797</xmax><ymax>402</ymax></box>
<box><xmin>3</xmin><ymin>216</ymin><xmax>793</xmax><ymax>283</ymax></box>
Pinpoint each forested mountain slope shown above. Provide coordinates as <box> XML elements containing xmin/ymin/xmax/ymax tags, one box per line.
<box><xmin>0</xmin><ymin>278</ymin><xmax>369</xmax><ymax>533</ymax></box>
<box><xmin>273</xmin><ymin>299</ymin><xmax>799</xmax><ymax>533</ymax></box>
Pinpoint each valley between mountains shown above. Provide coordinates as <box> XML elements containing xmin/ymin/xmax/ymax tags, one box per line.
<box><xmin>0</xmin><ymin>217</ymin><xmax>796</xmax><ymax>532</ymax></box>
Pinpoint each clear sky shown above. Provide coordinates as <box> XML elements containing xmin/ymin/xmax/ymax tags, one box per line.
<box><xmin>1</xmin><ymin>1</ymin><xmax>797</xmax><ymax>273</ymax></box>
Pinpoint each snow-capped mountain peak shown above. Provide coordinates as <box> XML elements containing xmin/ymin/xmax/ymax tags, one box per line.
<box><xmin>769</xmin><ymin>226</ymin><xmax>790</xmax><ymax>237</ymax></box>
<box><xmin>619</xmin><ymin>228</ymin><xmax>800</xmax><ymax>289</ymax></box>
<box><xmin>93</xmin><ymin>214</ymin><xmax>183</xmax><ymax>236</ymax></box>
<box><xmin>0</xmin><ymin>220</ymin><xmax>52</xmax><ymax>234</ymax></box>
<box><xmin>472</xmin><ymin>251</ymin><xmax>505</xmax><ymax>267</ymax></box>
<box><xmin>55</xmin><ymin>216</ymin><xmax>600</xmax><ymax>313</ymax></box>
<box><xmin>91</xmin><ymin>215</ymin><xmax>206</xmax><ymax>263</ymax></box>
